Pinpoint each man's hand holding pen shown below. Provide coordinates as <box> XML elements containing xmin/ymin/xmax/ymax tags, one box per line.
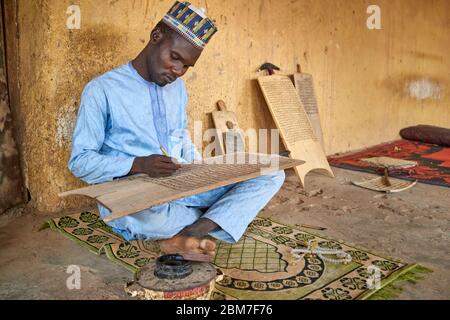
<box><xmin>130</xmin><ymin>154</ymin><xmax>181</xmax><ymax>177</ymax></box>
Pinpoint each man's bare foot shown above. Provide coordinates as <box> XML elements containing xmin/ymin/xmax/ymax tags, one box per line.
<box><xmin>159</xmin><ymin>218</ymin><xmax>219</xmax><ymax>260</ymax></box>
<box><xmin>159</xmin><ymin>235</ymin><xmax>216</xmax><ymax>258</ymax></box>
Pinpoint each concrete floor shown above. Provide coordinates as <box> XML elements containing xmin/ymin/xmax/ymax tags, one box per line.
<box><xmin>0</xmin><ymin>168</ymin><xmax>449</xmax><ymax>300</ymax></box>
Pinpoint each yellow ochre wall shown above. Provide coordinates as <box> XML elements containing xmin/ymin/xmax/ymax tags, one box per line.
<box><xmin>5</xmin><ymin>0</ymin><xmax>450</xmax><ymax>212</ymax></box>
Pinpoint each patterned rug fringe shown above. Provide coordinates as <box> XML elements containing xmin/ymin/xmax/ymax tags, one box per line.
<box><xmin>362</xmin><ymin>264</ymin><xmax>433</xmax><ymax>300</ymax></box>
<box><xmin>46</xmin><ymin>218</ymin><xmax>105</xmax><ymax>255</ymax></box>
<box><xmin>103</xmin><ymin>244</ymin><xmax>139</xmax><ymax>273</ymax></box>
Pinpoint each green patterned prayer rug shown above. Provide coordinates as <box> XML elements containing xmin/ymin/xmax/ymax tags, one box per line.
<box><xmin>46</xmin><ymin>210</ymin><xmax>431</xmax><ymax>300</ymax></box>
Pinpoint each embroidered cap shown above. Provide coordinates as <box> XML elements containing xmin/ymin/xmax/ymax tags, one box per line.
<box><xmin>161</xmin><ymin>1</ymin><xmax>218</xmax><ymax>50</ymax></box>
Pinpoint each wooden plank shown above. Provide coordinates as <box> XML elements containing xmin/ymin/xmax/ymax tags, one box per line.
<box><xmin>293</xmin><ymin>72</ymin><xmax>325</xmax><ymax>147</ymax></box>
<box><xmin>59</xmin><ymin>174</ymin><xmax>149</xmax><ymax>198</ymax></box>
<box><xmin>257</xmin><ymin>75</ymin><xmax>334</xmax><ymax>188</ymax></box>
<box><xmin>361</xmin><ymin>157</ymin><xmax>417</xmax><ymax>169</ymax></box>
<box><xmin>59</xmin><ymin>153</ymin><xmax>304</xmax><ymax>222</ymax></box>
<box><xmin>211</xmin><ymin>100</ymin><xmax>245</xmax><ymax>155</ymax></box>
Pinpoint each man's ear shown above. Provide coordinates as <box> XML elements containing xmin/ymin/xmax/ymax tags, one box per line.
<box><xmin>150</xmin><ymin>28</ymin><xmax>164</xmax><ymax>44</ymax></box>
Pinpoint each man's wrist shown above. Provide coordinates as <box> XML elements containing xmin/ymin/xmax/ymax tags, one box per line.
<box><xmin>129</xmin><ymin>157</ymin><xmax>143</xmax><ymax>175</ymax></box>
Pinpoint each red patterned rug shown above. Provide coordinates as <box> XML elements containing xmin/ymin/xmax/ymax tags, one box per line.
<box><xmin>328</xmin><ymin>140</ymin><xmax>450</xmax><ymax>188</ymax></box>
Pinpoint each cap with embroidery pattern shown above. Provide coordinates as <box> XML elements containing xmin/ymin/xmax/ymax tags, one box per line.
<box><xmin>161</xmin><ymin>1</ymin><xmax>218</xmax><ymax>50</ymax></box>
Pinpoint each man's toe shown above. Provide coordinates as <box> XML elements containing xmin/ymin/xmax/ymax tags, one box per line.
<box><xmin>200</xmin><ymin>239</ymin><xmax>216</xmax><ymax>251</ymax></box>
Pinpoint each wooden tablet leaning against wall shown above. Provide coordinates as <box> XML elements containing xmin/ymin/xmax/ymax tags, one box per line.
<box><xmin>293</xmin><ymin>66</ymin><xmax>325</xmax><ymax>148</ymax></box>
<box><xmin>257</xmin><ymin>75</ymin><xmax>334</xmax><ymax>188</ymax></box>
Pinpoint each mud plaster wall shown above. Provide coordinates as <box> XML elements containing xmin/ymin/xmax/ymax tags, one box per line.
<box><xmin>6</xmin><ymin>0</ymin><xmax>450</xmax><ymax>213</ymax></box>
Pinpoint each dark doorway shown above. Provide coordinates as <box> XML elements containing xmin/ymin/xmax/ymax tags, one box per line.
<box><xmin>0</xmin><ymin>0</ymin><xmax>24</xmax><ymax>214</ymax></box>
